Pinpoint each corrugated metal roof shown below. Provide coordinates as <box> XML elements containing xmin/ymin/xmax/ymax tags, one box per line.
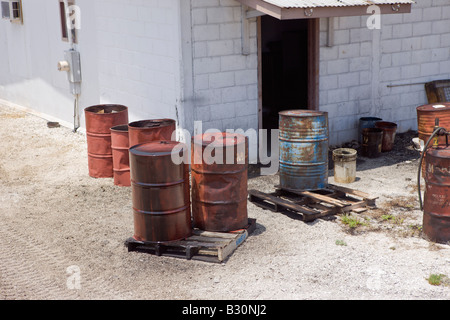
<box><xmin>263</xmin><ymin>0</ymin><xmax>414</xmax><ymax>9</ymax></box>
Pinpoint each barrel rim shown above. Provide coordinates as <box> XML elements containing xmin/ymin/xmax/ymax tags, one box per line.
<box><xmin>332</xmin><ymin>148</ymin><xmax>357</xmax><ymax>156</ymax></box>
<box><xmin>362</xmin><ymin>127</ymin><xmax>383</xmax><ymax>134</ymax></box>
<box><xmin>359</xmin><ymin>116</ymin><xmax>382</xmax><ymax>121</ymax></box>
<box><xmin>417</xmin><ymin>102</ymin><xmax>450</xmax><ymax>111</ymax></box>
<box><xmin>129</xmin><ymin>140</ymin><xmax>186</xmax><ymax>157</ymax></box>
<box><xmin>84</xmin><ymin>104</ymin><xmax>128</xmax><ymax>114</ymax></box>
<box><xmin>375</xmin><ymin>121</ymin><xmax>398</xmax><ymax>129</ymax></box>
<box><xmin>128</xmin><ymin>119</ymin><xmax>175</xmax><ymax>129</ymax></box>
<box><xmin>110</xmin><ymin>124</ymin><xmax>129</xmax><ymax>132</ymax></box>
<box><xmin>192</xmin><ymin>132</ymin><xmax>248</xmax><ymax>147</ymax></box>
<box><xmin>279</xmin><ymin>109</ymin><xmax>328</xmax><ymax>117</ymax></box>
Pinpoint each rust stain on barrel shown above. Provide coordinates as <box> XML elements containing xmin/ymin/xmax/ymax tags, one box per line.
<box><xmin>128</xmin><ymin>119</ymin><xmax>176</xmax><ymax>148</ymax></box>
<box><xmin>191</xmin><ymin>132</ymin><xmax>248</xmax><ymax>232</ymax></box>
<box><xmin>129</xmin><ymin>141</ymin><xmax>191</xmax><ymax>242</ymax></box>
<box><xmin>417</xmin><ymin>102</ymin><xmax>450</xmax><ymax>145</ymax></box>
<box><xmin>111</xmin><ymin>124</ymin><xmax>130</xmax><ymax>187</ymax></box>
<box><xmin>423</xmin><ymin>146</ymin><xmax>450</xmax><ymax>243</ymax></box>
<box><xmin>279</xmin><ymin>110</ymin><xmax>329</xmax><ymax>191</ymax></box>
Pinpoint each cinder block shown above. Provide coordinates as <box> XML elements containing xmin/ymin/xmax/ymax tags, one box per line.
<box><xmin>328</xmin><ymin>88</ymin><xmax>349</xmax><ymax>103</ymax></box>
<box><xmin>327</xmin><ymin>59</ymin><xmax>349</xmax><ymax>74</ymax></box>
<box><xmin>192</xmin><ymin>0</ymin><xmax>220</xmax><ymax>8</ymax></box>
<box><xmin>420</xmin><ymin>62</ymin><xmax>440</xmax><ymax>77</ymax></box>
<box><xmin>222</xmin><ymin>86</ymin><xmax>248</xmax><ymax>103</ymax></box>
<box><xmin>338</xmin><ymin>43</ymin><xmax>360</xmax><ymax>59</ymax></box>
<box><xmin>338</xmin><ymin>72</ymin><xmax>360</xmax><ymax>88</ymax></box>
<box><xmin>193</xmin><ymin>57</ymin><xmax>221</xmax><ymax>75</ymax></box>
<box><xmin>391</xmin><ymin>52</ymin><xmax>412</xmax><ymax>67</ymax></box>
<box><xmin>193</xmin><ymin>24</ymin><xmax>220</xmax><ymax>41</ymax></box>
<box><xmin>209</xmin><ymin>71</ymin><xmax>235</xmax><ymax>88</ymax></box>
<box><xmin>432</xmin><ymin>20</ymin><xmax>450</xmax><ymax>34</ymax></box>
<box><xmin>392</xmin><ymin>23</ymin><xmax>413</xmax><ymax>38</ymax></box>
<box><xmin>207</xmin><ymin>40</ymin><xmax>235</xmax><ymax>56</ymax></box>
<box><xmin>207</xmin><ymin>7</ymin><xmax>235</xmax><ymax>24</ymax></box>
<box><xmin>412</xmin><ymin>22</ymin><xmax>432</xmax><ymax>36</ymax></box>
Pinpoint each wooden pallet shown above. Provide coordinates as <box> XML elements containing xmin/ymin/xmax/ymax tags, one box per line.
<box><xmin>125</xmin><ymin>218</ymin><xmax>256</xmax><ymax>263</ymax></box>
<box><xmin>248</xmin><ymin>184</ymin><xmax>377</xmax><ymax>222</ymax></box>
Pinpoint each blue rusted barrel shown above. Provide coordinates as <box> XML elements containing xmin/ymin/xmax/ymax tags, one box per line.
<box><xmin>279</xmin><ymin>110</ymin><xmax>329</xmax><ymax>191</ymax></box>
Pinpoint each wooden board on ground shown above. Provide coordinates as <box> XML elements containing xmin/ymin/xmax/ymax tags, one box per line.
<box><xmin>125</xmin><ymin>218</ymin><xmax>256</xmax><ymax>263</ymax></box>
<box><xmin>248</xmin><ymin>184</ymin><xmax>377</xmax><ymax>222</ymax></box>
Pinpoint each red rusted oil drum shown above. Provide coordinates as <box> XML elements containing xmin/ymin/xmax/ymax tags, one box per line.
<box><xmin>417</xmin><ymin>103</ymin><xmax>450</xmax><ymax>176</ymax></box>
<box><xmin>191</xmin><ymin>132</ymin><xmax>248</xmax><ymax>232</ymax></box>
<box><xmin>84</xmin><ymin>105</ymin><xmax>128</xmax><ymax>178</ymax></box>
<box><xmin>375</xmin><ymin>121</ymin><xmax>397</xmax><ymax>152</ymax></box>
<box><xmin>128</xmin><ymin>119</ymin><xmax>176</xmax><ymax>148</ymax></box>
<box><xmin>110</xmin><ymin>125</ymin><xmax>130</xmax><ymax>187</ymax></box>
<box><xmin>423</xmin><ymin>146</ymin><xmax>450</xmax><ymax>243</ymax></box>
<box><xmin>417</xmin><ymin>103</ymin><xmax>450</xmax><ymax>146</ymax></box>
<box><xmin>130</xmin><ymin>140</ymin><xmax>191</xmax><ymax>242</ymax></box>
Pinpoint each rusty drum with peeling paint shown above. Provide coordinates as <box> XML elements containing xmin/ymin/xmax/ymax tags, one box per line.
<box><xmin>84</xmin><ymin>105</ymin><xmax>129</xmax><ymax>178</ymax></box>
<box><xmin>130</xmin><ymin>140</ymin><xmax>191</xmax><ymax>242</ymax></box>
<box><xmin>417</xmin><ymin>103</ymin><xmax>450</xmax><ymax>176</ymax></box>
<box><xmin>110</xmin><ymin>125</ymin><xmax>130</xmax><ymax>187</ymax></box>
<box><xmin>417</xmin><ymin>103</ymin><xmax>450</xmax><ymax>146</ymax></box>
<box><xmin>191</xmin><ymin>132</ymin><xmax>249</xmax><ymax>232</ymax></box>
<box><xmin>128</xmin><ymin>119</ymin><xmax>176</xmax><ymax>148</ymax></box>
<box><xmin>279</xmin><ymin>110</ymin><xmax>329</xmax><ymax>191</ymax></box>
<box><xmin>423</xmin><ymin>146</ymin><xmax>450</xmax><ymax>243</ymax></box>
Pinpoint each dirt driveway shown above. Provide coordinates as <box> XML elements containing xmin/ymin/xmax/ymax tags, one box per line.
<box><xmin>0</xmin><ymin>103</ymin><xmax>449</xmax><ymax>300</ymax></box>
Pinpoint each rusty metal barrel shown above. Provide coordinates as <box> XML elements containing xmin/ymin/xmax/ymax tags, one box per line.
<box><xmin>417</xmin><ymin>103</ymin><xmax>450</xmax><ymax>176</ymax></box>
<box><xmin>110</xmin><ymin>125</ymin><xmax>130</xmax><ymax>187</ymax></box>
<box><xmin>423</xmin><ymin>146</ymin><xmax>450</xmax><ymax>243</ymax></box>
<box><xmin>191</xmin><ymin>132</ymin><xmax>249</xmax><ymax>232</ymax></box>
<box><xmin>279</xmin><ymin>110</ymin><xmax>329</xmax><ymax>191</ymax></box>
<box><xmin>129</xmin><ymin>140</ymin><xmax>191</xmax><ymax>242</ymax></box>
<box><xmin>128</xmin><ymin>119</ymin><xmax>176</xmax><ymax>148</ymax></box>
<box><xmin>84</xmin><ymin>105</ymin><xmax>128</xmax><ymax>178</ymax></box>
<box><xmin>417</xmin><ymin>103</ymin><xmax>450</xmax><ymax>146</ymax></box>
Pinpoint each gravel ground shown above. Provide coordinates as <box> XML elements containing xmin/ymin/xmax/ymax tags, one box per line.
<box><xmin>0</xmin><ymin>103</ymin><xmax>449</xmax><ymax>301</ymax></box>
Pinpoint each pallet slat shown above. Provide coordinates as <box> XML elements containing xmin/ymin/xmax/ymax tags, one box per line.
<box><xmin>248</xmin><ymin>186</ymin><xmax>376</xmax><ymax>222</ymax></box>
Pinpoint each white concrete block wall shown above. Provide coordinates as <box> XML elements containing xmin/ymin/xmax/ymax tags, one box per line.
<box><xmin>190</xmin><ymin>0</ymin><xmax>259</xmax><ymax>134</ymax></box>
<box><xmin>319</xmin><ymin>1</ymin><xmax>450</xmax><ymax>147</ymax></box>
<box><xmin>0</xmin><ymin>0</ymin><xmax>80</xmax><ymax>126</ymax></box>
<box><xmin>95</xmin><ymin>0</ymin><xmax>182</xmax><ymax>123</ymax></box>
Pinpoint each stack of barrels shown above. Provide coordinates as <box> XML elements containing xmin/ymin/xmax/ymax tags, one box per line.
<box><xmin>129</xmin><ymin>131</ymin><xmax>249</xmax><ymax>243</ymax></box>
<box><xmin>84</xmin><ymin>104</ymin><xmax>249</xmax><ymax>243</ymax></box>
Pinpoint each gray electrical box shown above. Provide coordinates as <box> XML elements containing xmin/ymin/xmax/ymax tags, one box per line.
<box><xmin>58</xmin><ymin>49</ymin><xmax>82</xmax><ymax>95</ymax></box>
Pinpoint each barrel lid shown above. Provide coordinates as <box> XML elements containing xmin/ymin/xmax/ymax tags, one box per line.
<box><xmin>110</xmin><ymin>124</ymin><xmax>129</xmax><ymax>132</ymax></box>
<box><xmin>128</xmin><ymin>119</ymin><xmax>175</xmax><ymax>129</ymax></box>
<box><xmin>130</xmin><ymin>140</ymin><xmax>186</xmax><ymax>156</ymax></box>
<box><xmin>192</xmin><ymin>132</ymin><xmax>246</xmax><ymax>147</ymax></box>
<box><xmin>85</xmin><ymin>104</ymin><xmax>128</xmax><ymax>114</ymax></box>
<box><xmin>417</xmin><ymin>103</ymin><xmax>450</xmax><ymax>112</ymax></box>
<box><xmin>279</xmin><ymin>110</ymin><xmax>327</xmax><ymax>117</ymax></box>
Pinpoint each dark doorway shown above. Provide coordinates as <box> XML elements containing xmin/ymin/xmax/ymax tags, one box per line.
<box><xmin>260</xmin><ymin>16</ymin><xmax>309</xmax><ymax>132</ymax></box>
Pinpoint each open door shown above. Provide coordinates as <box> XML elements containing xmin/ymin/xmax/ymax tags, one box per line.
<box><xmin>258</xmin><ymin>16</ymin><xmax>319</xmax><ymax>147</ymax></box>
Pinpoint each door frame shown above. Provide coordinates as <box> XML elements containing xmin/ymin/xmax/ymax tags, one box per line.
<box><xmin>257</xmin><ymin>17</ymin><xmax>320</xmax><ymax>130</ymax></box>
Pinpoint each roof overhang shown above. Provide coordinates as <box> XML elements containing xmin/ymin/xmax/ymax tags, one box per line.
<box><xmin>235</xmin><ymin>0</ymin><xmax>413</xmax><ymax>20</ymax></box>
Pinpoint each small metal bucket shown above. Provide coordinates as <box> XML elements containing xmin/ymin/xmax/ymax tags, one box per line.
<box><xmin>332</xmin><ymin>148</ymin><xmax>357</xmax><ymax>183</ymax></box>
